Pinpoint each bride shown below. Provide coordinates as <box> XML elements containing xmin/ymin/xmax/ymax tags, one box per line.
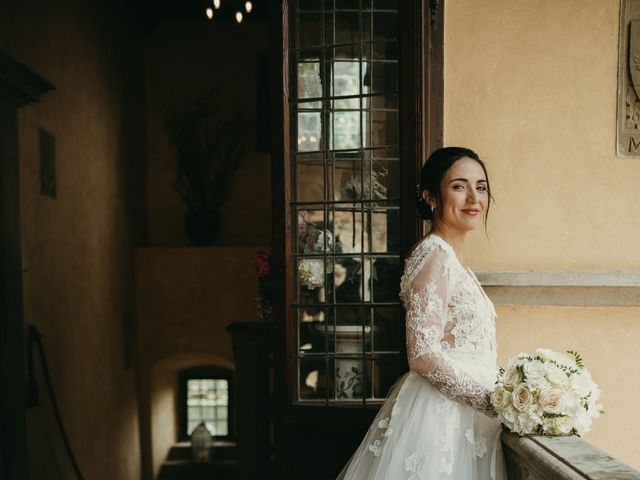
<box><xmin>337</xmin><ymin>147</ymin><xmax>506</xmax><ymax>479</ymax></box>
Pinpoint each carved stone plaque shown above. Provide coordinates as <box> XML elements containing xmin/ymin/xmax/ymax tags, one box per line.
<box><xmin>617</xmin><ymin>0</ymin><xmax>640</xmax><ymax>156</ymax></box>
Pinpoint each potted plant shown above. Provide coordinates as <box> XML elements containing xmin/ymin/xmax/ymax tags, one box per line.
<box><xmin>166</xmin><ymin>92</ymin><xmax>245</xmax><ymax>246</ymax></box>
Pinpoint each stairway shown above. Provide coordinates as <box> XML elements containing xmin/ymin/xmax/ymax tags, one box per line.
<box><xmin>158</xmin><ymin>440</ymin><xmax>237</xmax><ymax>480</ymax></box>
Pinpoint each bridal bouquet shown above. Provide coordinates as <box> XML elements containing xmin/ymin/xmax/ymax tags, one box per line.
<box><xmin>491</xmin><ymin>349</ymin><xmax>604</xmax><ymax>436</ymax></box>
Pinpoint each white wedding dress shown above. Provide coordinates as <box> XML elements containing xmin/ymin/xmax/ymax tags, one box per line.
<box><xmin>337</xmin><ymin>234</ymin><xmax>506</xmax><ymax>479</ymax></box>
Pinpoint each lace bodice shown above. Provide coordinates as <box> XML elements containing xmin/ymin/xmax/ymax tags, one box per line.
<box><xmin>399</xmin><ymin>234</ymin><xmax>498</xmax><ymax>417</ymax></box>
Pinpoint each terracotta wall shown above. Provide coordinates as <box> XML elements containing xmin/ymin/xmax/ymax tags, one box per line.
<box><xmin>0</xmin><ymin>0</ymin><xmax>145</xmax><ymax>479</ymax></box>
<box><xmin>445</xmin><ymin>0</ymin><xmax>640</xmax><ymax>469</ymax></box>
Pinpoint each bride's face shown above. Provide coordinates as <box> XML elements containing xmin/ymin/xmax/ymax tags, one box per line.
<box><xmin>431</xmin><ymin>157</ymin><xmax>489</xmax><ymax>233</ymax></box>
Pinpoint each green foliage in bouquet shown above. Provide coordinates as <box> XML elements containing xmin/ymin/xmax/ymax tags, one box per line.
<box><xmin>567</xmin><ymin>350</ymin><xmax>585</xmax><ymax>369</ymax></box>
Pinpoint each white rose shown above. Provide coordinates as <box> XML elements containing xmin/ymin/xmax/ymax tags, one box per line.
<box><xmin>587</xmin><ymin>402</ymin><xmax>604</xmax><ymax>419</ymax></box>
<box><xmin>511</xmin><ymin>356</ymin><xmax>528</xmax><ymax>369</ymax></box>
<box><xmin>503</xmin><ymin>366</ymin><xmax>523</xmax><ymax>386</ymax></box>
<box><xmin>573</xmin><ymin>410</ymin><xmax>592</xmax><ymax>435</ymax></box>
<box><xmin>513</xmin><ymin>411</ymin><xmax>539</xmax><ymax>435</ymax></box>
<box><xmin>561</xmin><ymin>394</ymin><xmax>581</xmax><ymax>416</ymax></box>
<box><xmin>500</xmin><ymin>405</ymin><xmax>533</xmax><ymax>434</ymax></box>
<box><xmin>532</xmin><ymin>377</ymin><xmax>552</xmax><ymax>392</ymax></box>
<box><xmin>491</xmin><ymin>385</ymin><xmax>512</xmax><ymax>411</ymax></box>
<box><xmin>524</xmin><ymin>360</ymin><xmax>550</xmax><ymax>388</ymax></box>
<box><xmin>570</xmin><ymin>371</ymin><xmax>593</xmax><ymax>398</ymax></box>
<box><xmin>536</xmin><ymin>349</ymin><xmax>578</xmax><ymax>370</ymax></box>
<box><xmin>535</xmin><ymin>348</ymin><xmax>554</xmax><ymax>359</ymax></box>
<box><xmin>512</xmin><ymin>383</ymin><xmax>533</xmax><ymax>412</ymax></box>
<box><xmin>539</xmin><ymin>389</ymin><xmax>565</xmax><ymax>415</ymax></box>
<box><xmin>544</xmin><ymin>363</ymin><xmax>569</xmax><ymax>387</ymax></box>
<box><xmin>587</xmin><ymin>402</ymin><xmax>602</xmax><ymax>420</ymax></box>
<box><xmin>501</xmin><ymin>405</ymin><xmax>518</xmax><ymax>424</ymax></box>
<box><xmin>523</xmin><ymin>360</ymin><xmax>545</xmax><ymax>380</ymax></box>
<box><xmin>550</xmin><ymin>415</ymin><xmax>574</xmax><ymax>435</ymax></box>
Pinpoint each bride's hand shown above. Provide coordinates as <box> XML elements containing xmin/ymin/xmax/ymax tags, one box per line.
<box><xmin>484</xmin><ymin>392</ymin><xmax>498</xmax><ymax>417</ymax></box>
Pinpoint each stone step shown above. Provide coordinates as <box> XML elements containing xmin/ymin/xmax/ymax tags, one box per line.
<box><xmin>166</xmin><ymin>440</ymin><xmax>237</xmax><ymax>462</ymax></box>
<box><xmin>158</xmin><ymin>459</ymin><xmax>237</xmax><ymax>480</ymax></box>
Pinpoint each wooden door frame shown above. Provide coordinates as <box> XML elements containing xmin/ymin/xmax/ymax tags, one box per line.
<box><xmin>0</xmin><ymin>51</ymin><xmax>54</xmax><ymax>480</ymax></box>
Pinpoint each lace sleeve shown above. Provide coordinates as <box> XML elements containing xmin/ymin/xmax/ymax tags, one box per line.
<box><xmin>401</xmin><ymin>244</ymin><xmax>496</xmax><ymax>417</ymax></box>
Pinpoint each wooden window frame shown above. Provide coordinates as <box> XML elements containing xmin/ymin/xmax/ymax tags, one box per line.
<box><xmin>270</xmin><ymin>0</ymin><xmax>443</xmax><ymax>427</ymax></box>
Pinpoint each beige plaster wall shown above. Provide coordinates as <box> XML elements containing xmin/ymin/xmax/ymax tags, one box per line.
<box><xmin>150</xmin><ymin>370</ymin><xmax>176</xmax><ymax>479</ymax></box>
<box><xmin>136</xmin><ymin>246</ymin><xmax>261</xmax><ymax>478</ymax></box>
<box><xmin>136</xmin><ymin>247</ymin><xmax>260</xmax><ymax>366</ymax></box>
<box><xmin>0</xmin><ymin>1</ymin><xmax>145</xmax><ymax>479</ymax></box>
<box><xmin>144</xmin><ymin>22</ymin><xmax>271</xmax><ymax>247</ymax></box>
<box><xmin>445</xmin><ymin>0</ymin><xmax>637</xmax><ymax>271</ymax></box>
<box><xmin>445</xmin><ymin>0</ymin><xmax>640</xmax><ymax>470</ymax></box>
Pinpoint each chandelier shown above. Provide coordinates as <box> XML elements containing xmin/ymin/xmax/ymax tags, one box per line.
<box><xmin>205</xmin><ymin>0</ymin><xmax>253</xmax><ymax>23</ymax></box>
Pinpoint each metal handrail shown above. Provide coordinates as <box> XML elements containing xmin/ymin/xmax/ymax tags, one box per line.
<box><xmin>27</xmin><ymin>326</ymin><xmax>85</xmax><ymax>480</ymax></box>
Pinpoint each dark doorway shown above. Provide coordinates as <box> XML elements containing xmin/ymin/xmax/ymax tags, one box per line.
<box><xmin>0</xmin><ymin>51</ymin><xmax>54</xmax><ymax>480</ymax></box>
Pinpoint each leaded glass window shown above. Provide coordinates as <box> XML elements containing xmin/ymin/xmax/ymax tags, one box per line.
<box><xmin>186</xmin><ymin>379</ymin><xmax>229</xmax><ymax>436</ymax></box>
<box><xmin>179</xmin><ymin>367</ymin><xmax>233</xmax><ymax>440</ymax></box>
<box><xmin>291</xmin><ymin>0</ymin><xmax>403</xmax><ymax>406</ymax></box>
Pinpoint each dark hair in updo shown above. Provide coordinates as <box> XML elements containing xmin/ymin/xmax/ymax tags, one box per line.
<box><xmin>417</xmin><ymin>147</ymin><xmax>492</xmax><ymax>224</ymax></box>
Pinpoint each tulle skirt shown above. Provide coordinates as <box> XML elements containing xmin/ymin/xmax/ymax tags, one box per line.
<box><xmin>337</xmin><ymin>371</ymin><xmax>506</xmax><ymax>480</ymax></box>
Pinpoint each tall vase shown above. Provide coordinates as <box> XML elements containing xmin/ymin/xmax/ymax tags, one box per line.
<box><xmin>184</xmin><ymin>210</ymin><xmax>220</xmax><ymax>246</ymax></box>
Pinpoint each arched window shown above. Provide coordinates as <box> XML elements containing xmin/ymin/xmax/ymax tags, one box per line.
<box><xmin>178</xmin><ymin>366</ymin><xmax>234</xmax><ymax>440</ymax></box>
